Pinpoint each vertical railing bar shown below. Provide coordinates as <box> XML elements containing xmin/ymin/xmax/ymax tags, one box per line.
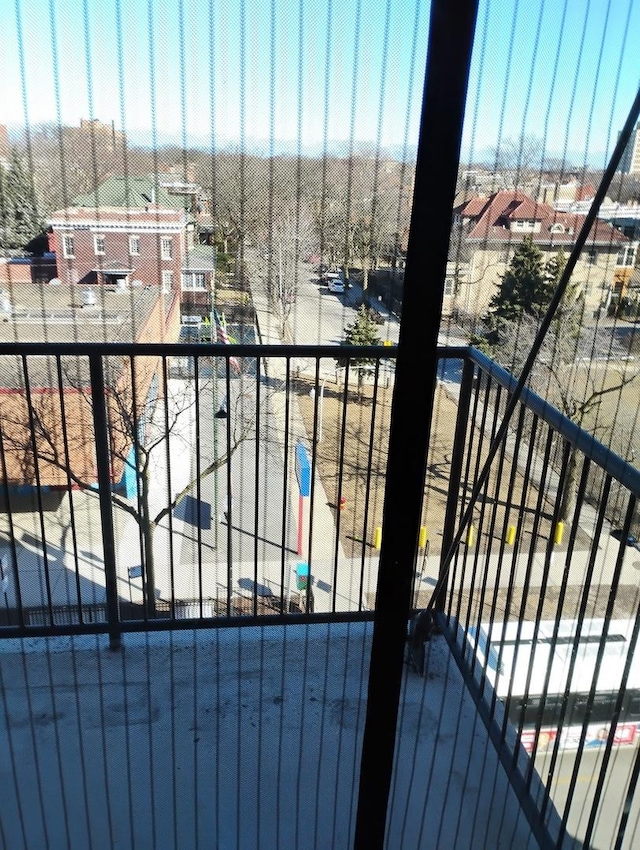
<box><xmin>253</xmin><ymin>356</ymin><xmax>261</xmax><ymax>617</ymax></box>
<box><xmin>500</xmin><ymin>427</ymin><xmax>558</xmax><ymax>748</ymax></box>
<box><xmin>20</xmin><ymin>354</ymin><xmax>55</xmax><ymax>624</ymax></box>
<box><xmin>476</xmin><ymin>384</ymin><xmax>512</xmax><ymax>603</ymax></box>
<box><xmin>480</xmin><ymin>404</ymin><xmax>533</xmax><ymax>730</ymax></box>
<box><xmin>584</xmin><ymin>497</ymin><xmax>639</xmax><ymax>848</ymax></box>
<box><xmin>88</xmin><ymin>353</ymin><xmax>121</xmax><ymax>649</ymax></box>
<box><xmin>438</xmin><ymin>356</ymin><xmax>474</xmax><ymax>615</ymax></box>
<box><xmin>538</xmin><ymin>454</ymin><xmax>592</xmax><ymax>820</ymax></box>
<box><xmin>515</xmin><ymin>434</ymin><xmax>570</xmax><ymax>768</ymax></box>
<box><xmin>279</xmin><ymin>358</ymin><xmax>291</xmax><ymax>613</ymax></box>
<box><xmin>447</xmin><ymin>365</ymin><xmax>483</xmax><ymax>631</ymax></box>
<box><xmin>306</xmin><ymin>358</ymin><xmax>322</xmax><ymax>606</ymax></box>
<box><xmin>55</xmin><ymin>355</ymin><xmax>84</xmax><ymax>621</ymax></box>
<box><xmin>467</xmin><ymin>378</ymin><xmax>501</xmax><ymax>684</ymax></box>
<box><xmin>359</xmin><ymin>358</ymin><xmax>381</xmax><ymax>611</ymax></box>
<box><xmin>225</xmin><ymin>357</ymin><xmax>233</xmax><ymax>615</ymax></box>
<box><xmin>193</xmin><ymin>356</ymin><xmax>204</xmax><ymax>618</ymax></box>
<box><xmin>557</xmin><ymin>491</ymin><xmax>634</xmax><ymax>848</ymax></box>
<box><xmin>540</xmin><ymin>473</ymin><xmax>613</xmax><ymax>834</ymax></box>
<box><xmin>332</xmin><ymin>357</ymin><xmax>351</xmax><ymax>613</ymax></box>
<box><xmin>161</xmin><ymin>355</ymin><xmax>177</xmax><ymax>619</ymax></box>
<box><xmin>128</xmin><ymin>355</ymin><xmax>149</xmax><ymax>623</ymax></box>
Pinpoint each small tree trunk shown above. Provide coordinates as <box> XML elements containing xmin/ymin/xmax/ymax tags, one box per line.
<box><xmin>140</xmin><ymin>466</ymin><xmax>157</xmax><ymax>616</ymax></box>
<box><xmin>362</xmin><ymin>265</ymin><xmax>370</xmax><ymax>293</ymax></box>
<box><xmin>559</xmin><ymin>449</ymin><xmax>578</xmax><ymax>524</ymax></box>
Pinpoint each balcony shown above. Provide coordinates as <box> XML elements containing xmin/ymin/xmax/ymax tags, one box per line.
<box><xmin>1</xmin><ymin>342</ymin><xmax>639</xmax><ymax>848</ymax></box>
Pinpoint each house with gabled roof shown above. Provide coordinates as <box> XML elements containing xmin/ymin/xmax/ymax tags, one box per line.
<box><xmin>449</xmin><ymin>190</ymin><xmax>636</xmax><ymax>318</ymax></box>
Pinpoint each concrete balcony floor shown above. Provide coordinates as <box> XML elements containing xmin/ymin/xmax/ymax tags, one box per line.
<box><xmin>0</xmin><ymin>623</ymin><xmax>539</xmax><ymax>849</ymax></box>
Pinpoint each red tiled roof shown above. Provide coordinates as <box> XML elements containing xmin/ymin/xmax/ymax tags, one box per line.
<box><xmin>464</xmin><ymin>190</ymin><xmax>628</xmax><ymax>246</ymax></box>
<box><xmin>459</xmin><ymin>196</ymin><xmax>489</xmax><ymax>217</ymax></box>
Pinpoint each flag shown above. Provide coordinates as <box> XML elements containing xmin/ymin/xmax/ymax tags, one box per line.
<box><xmin>214</xmin><ymin>310</ymin><xmax>241</xmax><ymax>374</ymax></box>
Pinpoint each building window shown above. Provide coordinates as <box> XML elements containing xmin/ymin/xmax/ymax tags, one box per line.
<box><xmin>616</xmin><ymin>245</ymin><xmax>636</xmax><ymax>267</ymax></box>
<box><xmin>94</xmin><ymin>234</ymin><xmax>105</xmax><ymax>255</ymax></box>
<box><xmin>129</xmin><ymin>235</ymin><xmax>140</xmax><ymax>256</ymax></box>
<box><xmin>161</xmin><ymin>237</ymin><xmax>173</xmax><ymax>260</ymax></box>
<box><xmin>181</xmin><ymin>272</ymin><xmax>207</xmax><ymax>291</ymax></box>
<box><xmin>498</xmin><ymin>247</ymin><xmax>510</xmax><ymax>264</ymax></box>
<box><xmin>62</xmin><ymin>235</ymin><xmax>75</xmax><ymax>259</ymax></box>
<box><xmin>444</xmin><ymin>277</ymin><xmax>455</xmax><ymax>297</ymax></box>
<box><xmin>162</xmin><ymin>270</ymin><xmax>174</xmax><ymax>290</ymax></box>
<box><xmin>586</xmin><ymin>248</ymin><xmax>598</xmax><ymax>265</ymax></box>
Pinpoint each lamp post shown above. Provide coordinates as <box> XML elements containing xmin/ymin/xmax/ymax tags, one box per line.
<box><xmin>309</xmin><ymin>375</ymin><xmax>328</xmax><ymax>443</ymax></box>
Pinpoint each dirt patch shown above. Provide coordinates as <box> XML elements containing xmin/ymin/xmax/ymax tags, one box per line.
<box><xmin>294</xmin><ymin>376</ymin><xmax>593</xmax><ymax>561</ymax></box>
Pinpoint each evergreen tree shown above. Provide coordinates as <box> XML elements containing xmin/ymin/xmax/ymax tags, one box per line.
<box><xmin>337</xmin><ymin>305</ymin><xmax>381</xmax><ymax>398</ymax></box>
<box><xmin>487</xmin><ymin>236</ymin><xmax>552</xmax><ymax>323</ymax></box>
<box><xmin>0</xmin><ymin>149</ymin><xmax>41</xmax><ymax>249</ymax></box>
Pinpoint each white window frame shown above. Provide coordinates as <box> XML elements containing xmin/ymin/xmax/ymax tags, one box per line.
<box><xmin>616</xmin><ymin>245</ymin><xmax>636</xmax><ymax>267</ymax></box>
<box><xmin>161</xmin><ymin>237</ymin><xmax>173</xmax><ymax>260</ymax></box>
<box><xmin>181</xmin><ymin>272</ymin><xmax>207</xmax><ymax>291</ymax></box>
<box><xmin>129</xmin><ymin>235</ymin><xmax>140</xmax><ymax>256</ymax></box>
<box><xmin>94</xmin><ymin>234</ymin><xmax>105</xmax><ymax>256</ymax></box>
<box><xmin>586</xmin><ymin>248</ymin><xmax>598</xmax><ymax>265</ymax></box>
<box><xmin>62</xmin><ymin>234</ymin><xmax>75</xmax><ymax>259</ymax></box>
<box><xmin>443</xmin><ymin>277</ymin><xmax>455</xmax><ymax>297</ymax></box>
<box><xmin>162</xmin><ymin>270</ymin><xmax>174</xmax><ymax>290</ymax></box>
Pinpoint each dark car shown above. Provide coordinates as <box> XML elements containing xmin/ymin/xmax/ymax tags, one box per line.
<box><xmin>610</xmin><ymin>529</ymin><xmax>638</xmax><ymax>547</ymax></box>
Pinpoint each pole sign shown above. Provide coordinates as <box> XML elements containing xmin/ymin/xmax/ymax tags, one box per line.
<box><xmin>295</xmin><ymin>441</ymin><xmax>311</xmax><ymax>497</ymax></box>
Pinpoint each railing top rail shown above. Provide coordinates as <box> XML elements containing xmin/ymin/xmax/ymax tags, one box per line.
<box><xmin>0</xmin><ymin>342</ymin><xmax>472</xmax><ymax>359</ymax></box>
<box><xmin>468</xmin><ymin>346</ymin><xmax>640</xmax><ymax>499</ymax></box>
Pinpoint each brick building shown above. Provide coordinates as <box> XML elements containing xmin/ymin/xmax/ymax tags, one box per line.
<box><xmin>0</xmin><ymin>282</ymin><xmax>180</xmax><ymax>494</ymax></box>
<box><xmin>47</xmin><ymin>177</ymin><xmax>216</xmax><ymax>317</ymax></box>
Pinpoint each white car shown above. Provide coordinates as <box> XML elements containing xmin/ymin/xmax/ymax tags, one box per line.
<box><xmin>325</xmin><ymin>274</ymin><xmax>345</xmax><ymax>293</ymax></box>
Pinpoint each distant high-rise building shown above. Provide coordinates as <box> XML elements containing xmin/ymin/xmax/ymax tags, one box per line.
<box><xmin>619</xmin><ymin>122</ymin><xmax>640</xmax><ymax>175</ymax></box>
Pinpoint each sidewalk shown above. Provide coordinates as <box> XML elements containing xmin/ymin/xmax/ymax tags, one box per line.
<box><xmin>249</xmin><ymin>259</ymin><xmax>347</xmax><ymax>566</ymax></box>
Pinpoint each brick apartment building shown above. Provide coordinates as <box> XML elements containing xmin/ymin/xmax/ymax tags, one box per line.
<box><xmin>0</xmin><ymin>282</ymin><xmax>180</xmax><ymax>496</ymax></box>
<box><xmin>47</xmin><ymin>177</ymin><xmax>216</xmax><ymax>318</ymax></box>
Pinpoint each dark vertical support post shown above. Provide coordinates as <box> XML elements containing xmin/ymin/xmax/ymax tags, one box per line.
<box><xmin>89</xmin><ymin>354</ymin><xmax>121</xmax><ymax>650</ymax></box>
<box><xmin>353</xmin><ymin>2</ymin><xmax>479</xmax><ymax>848</ymax></box>
<box><xmin>436</xmin><ymin>356</ymin><xmax>474</xmax><ymax>614</ymax></box>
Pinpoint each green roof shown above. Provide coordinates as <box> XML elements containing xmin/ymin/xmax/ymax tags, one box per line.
<box><xmin>72</xmin><ymin>176</ymin><xmax>187</xmax><ymax>210</ymax></box>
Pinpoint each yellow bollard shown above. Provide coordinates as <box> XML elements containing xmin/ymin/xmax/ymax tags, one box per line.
<box><xmin>506</xmin><ymin>525</ymin><xmax>516</xmax><ymax>546</ymax></box>
<box><xmin>418</xmin><ymin>526</ymin><xmax>428</xmax><ymax>549</ymax></box>
<box><xmin>466</xmin><ymin>524</ymin><xmax>475</xmax><ymax>547</ymax></box>
<box><xmin>374</xmin><ymin>526</ymin><xmax>382</xmax><ymax>550</ymax></box>
<box><xmin>554</xmin><ymin>521</ymin><xmax>564</xmax><ymax>546</ymax></box>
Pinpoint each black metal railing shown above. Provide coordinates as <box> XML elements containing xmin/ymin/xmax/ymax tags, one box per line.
<box><xmin>2</xmin><ymin>340</ymin><xmax>640</xmax><ymax>847</ymax></box>
<box><xmin>430</xmin><ymin>348</ymin><xmax>640</xmax><ymax>850</ymax></box>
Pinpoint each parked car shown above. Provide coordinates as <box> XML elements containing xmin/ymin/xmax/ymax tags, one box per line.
<box><xmin>611</xmin><ymin>529</ymin><xmax>638</xmax><ymax>548</ymax></box>
<box><xmin>326</xmin><ymin>274</ymin><xmax>345</xmax><ymax>294</ymax></box>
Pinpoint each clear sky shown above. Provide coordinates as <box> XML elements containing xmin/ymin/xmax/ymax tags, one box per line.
<box><xmin>0</xmin><ymin>0</ymin><xmax>639</xmax><ymax>164</ymax></box>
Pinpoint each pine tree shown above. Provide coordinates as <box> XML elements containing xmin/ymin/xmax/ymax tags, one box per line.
<box><xmin>337</xmin><ymin>305</ymin><xmax>381</xmax><ymax>398</ymax></box>
<box><xmin>1</xmin><ymin>149</ymin><xmax>41</xmax><ymax>249</ymax></box>
<box><xmin>487</xmin><ymin>236</ymin><xmax>552</xmax><ymax>323</ymax></box>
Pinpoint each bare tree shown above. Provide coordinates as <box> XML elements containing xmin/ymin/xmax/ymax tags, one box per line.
<box><xmin>492</xmin><ymin>306</ymin><xmax>638</xmax><ymax>522</ymax></box>
<box><xmin>0</xmin><ymin>355</ymin><xmax>254</xmax><ymax>615</ymax></box>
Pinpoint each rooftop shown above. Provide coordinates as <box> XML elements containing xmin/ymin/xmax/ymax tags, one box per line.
<box><xmin>0</xmin><ymin>283</ymin><xmax>167</xmax><ymax>347</ymax></box>
<box><xmin>0</xmin><ymin>624</ymin><xmax>539</xmax><ymax>850</ymax></box>
<box><xmin>71</xmin><ymin>176</ymin><xmax>190</xmax><ymax>211</ymax></box>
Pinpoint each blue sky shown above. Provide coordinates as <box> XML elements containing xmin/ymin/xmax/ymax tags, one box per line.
<box><xmin>0</xmin><ymin>0</ymin><xmax>639</xmax><ymax>164</ymax></box>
